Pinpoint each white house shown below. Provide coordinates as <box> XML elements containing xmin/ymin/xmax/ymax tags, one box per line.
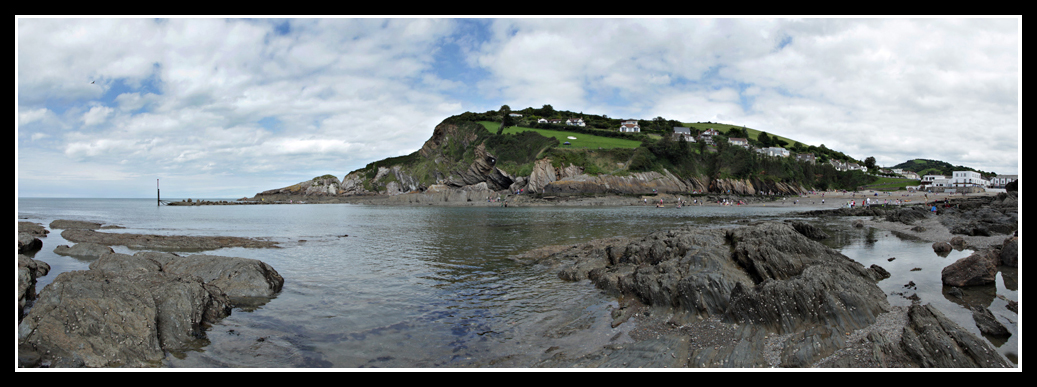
<box><xmin>566</xmin><ymin>117</ymin><xmax>586</xmax><ymax>127</ymax></box>
<box><xmin>509</xmin><ymin>113</ymin><xmax>523</xmax><ymax>117</ymax></box>
<box><xmin>990</xmin><ymin>175</ymin><xmax>1018</xmax><ymax>187</ymax></box>
<box><xmin>952</xmin><ymin>171</ymin><xmax>989</xmax><ymax>188</ymax></box>
<box><xmin>728</xmin><ymin>137</ymin><xmax>749</xmax><ymax>147</ymax></box>
<box><xmin>537</xmin><ymin>118</ymin><xmax>548</xmax><ymax>124</ymax></box>
<box><xmin>619</xmin><ymin>123</ymin><xmax>640</xmax><ymax>133</ymax></box>
<box><xmin>673</xmin><ymin>127</ymin><xmax>693</xmax><ymax>141</ymax></box>
<box><xmin>796</xmin><ymin>153</ymin><xmax>816</xmax><ymax>164</ymax></box>
<box><xmin>758</xmin><ymin>147</ymin><xmax>789</xmax><ymax>157</ymax></box>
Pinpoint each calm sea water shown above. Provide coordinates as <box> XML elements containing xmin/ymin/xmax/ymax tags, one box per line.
<box><xmin>16</xmin><ymin>198</ymin><xmax>1017</xmax><ymax>367</ymax></box>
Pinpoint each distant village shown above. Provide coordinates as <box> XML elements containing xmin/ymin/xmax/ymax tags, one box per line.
<box><xmin>521</xmin><ymin>113</ymin><xmax>1018</xmax><ymax>194</ymax></box>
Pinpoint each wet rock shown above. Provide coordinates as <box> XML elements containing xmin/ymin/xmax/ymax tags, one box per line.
<box><xmin>18</xmin><ymin>232</ymin><xmax>43</xmax><ymax>254</ymax></box>
<box><xmin>790</xmin><ymin>221</ymin><xmax>829</xmax><ymax>240</ymax></box>
<box><xmin>49</xmin><ymin>219</ymin><xmax>105</xmax><ymax>230</ymax></box>
<box><xmin>899</xmin><ymin>303</ymin><xmax>1011</xmax><ymax>367</ymax></box>
<box><xmin>53</xmin><ymin>243</ymin><xmax>115</xmax><ymax>259</ymax></box>
<box><xmin>17</xmin><ymin>254</ymin><xmax>50</xmax><ymax>322</ymax></box>
<box><xmin>19</xmin><ymin>269</ymin><xmax>231</xmax><ymax>367</ymax></box>
<box><xmin>537</xmin><ymin>222</ymin><xmax>890</xmax><ymax>366</ymax></box>
<box><xmin>941</xmin><ymin>248</ymin><xmax>999</xmax><ymax>287</ymax></box>
<box><xmin>61</xmin><ymin>228</ymin><xmax>279</xmax><ymax>251</ymax></box>
<box><xmin>19</xmin><ymin>221</ymin><xmax>50</xmax><ymax>237</ymax></box>
<box><xmin>869</xmin><ymin>264</ymin><xmax>891</xmax><ymax>280</ymax></box>
<box><xmin>19</xmin><ymin>251</ymin><xmax>282</xmax><ymax>367</ymax></box>
<box><xmin>998</xmin><ymin>236</ymin><xmax>1017</xmax><ymax>267</ymax></box>
<box><xmin>970</xmin><ymin>306</ymin><xmax>1010</xmax><ymax>337</ymax></box>
<box><xmin>932</xmin><ymin>242</ymin><xmax>952</xmax><ymax>254</ymax></box>
<box><xmin>949</xmin><ymin>236</ymin><xmax>968</xmax><ymax>249</ymax></box>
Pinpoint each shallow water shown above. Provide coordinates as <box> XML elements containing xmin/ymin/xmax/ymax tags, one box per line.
<box><xmin>812</xmin><ymin>218</ymin><xmax>1019</xmax><ymax>364</ymax></box>
<box><xmin>17</xmin><ymin>198</ymin><xmax>1018</xmax><ymax>367</ymax></box>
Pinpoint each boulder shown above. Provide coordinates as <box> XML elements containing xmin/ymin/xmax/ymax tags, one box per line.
<box><xmin>19</xmin><ymin>251</ymin><xmax>282</xmax><ymax>367</ymax></box>
<box><xmin>18</xmin><ymin>233</ymin><xmax>42</xmax><ymax>254</ymax></box>
<box><xmin>998</xmin><ymin>236</ymin><xmax>1017</xmax><ymax>267</ymax></box>
<box><xmin>941</xmin><ymin>248</ymin><xmax>1000</xmax><ymax>287</ymax></box>
<box><xmin>19</xmin><ymin>269</ymin><xmax>231</xmax><ymax>367</ymax></box>
<box><xmin>932</xmin><ymin>242</ymin><xmax>952</xmax><ymax>255</ymax></box>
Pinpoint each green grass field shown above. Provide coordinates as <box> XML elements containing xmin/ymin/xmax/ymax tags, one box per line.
<box><xmin>479</xmin><ymin>121</ymin><xmax>642</xmax><ymax>149</ymax></box>
<box><xmin>861</xmin><ymin>176</ymin><xmax>918</xmax><ymax>191</ymax></box>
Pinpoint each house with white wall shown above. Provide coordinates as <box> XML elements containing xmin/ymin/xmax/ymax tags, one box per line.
<box><xmin>990</xmin><ymin>175</ymin><xmax>1018</xmax><ymax>187</ymax></box>
<box><xmin>758</xmin><ymin>147</ymin><xmax>789</xmax><ymax>157</ymax></box>
<box><xmin>952</xmin><ymin>171</ymin><xmax>989</xmax><ymax>188</ymax></box>
<box><xmin>728</xmin><ymin>137</ymin><xmax>749</xmax><ymax>148</ymax></box>
<box><xmin>566</xmin><ymin>118</ymin><xmax>586</xmax><ymax>127</ymax></box>
<box><xmin>619</xmin><ymin>120</ymin><xmax>640</xmax><ymax>133</ymax></box>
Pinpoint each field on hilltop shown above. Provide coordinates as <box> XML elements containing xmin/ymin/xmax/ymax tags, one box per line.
<box><xmin>478</xmin><ymin>121</ymin><xmax>643</xmax><ymax>149</ymax></box>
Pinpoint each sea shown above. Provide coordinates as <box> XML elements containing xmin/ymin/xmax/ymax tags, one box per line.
<box><xmin>16</xmin><ymin>198</ymin><xmax>1018</xmax><ymax>368</ymax></box>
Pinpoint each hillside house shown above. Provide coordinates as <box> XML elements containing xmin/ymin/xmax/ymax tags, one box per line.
<box><xmin>619</xmin><ymin>120</ymin><xmax>641</xmax><ymax>133</ymax></box>
<box><xmin>829</xmin><ymin>160</ymin><xmax>848</xmax><ymax>171</ymax></box>
<box><xmin>509</xmin><ymin>113</ymin><xmax>523</xmax><ymax>117</ymax></box>
<box><xmin>547</xmin><ymin>119</ymin><xmax>565</xmax><ymax>125</ymax></box>
<box><xmin>758</xmin><ymin>147</ymin><xmax>789</xmax><ymax>157</ymax></box>
<box><xmin>673</xmin><ymin>127</ymin><xmax>693</xmax><ymax>141</ymax></box>
<box><xmin>899</xmin><ymin>171</ymin><xmax>920</xmax><ymax>180</ymax></box>
<box><xmin>537</xmin><ymin>118</ymin><xmax>548</xmax><ymax>124</ymax></box>
<box><xmin>846</xmin><ymin>163</ymin><xmax>866</xmax><ymax>172</ymax></box>
<box><xmin>566</xmin><ymin>118</ymin><xmax>586</xmax><ymax>127</ymax></box>
<box><xmin>728</xmin><ymin>137</ymin><xmax>749</xmax><ymax>148</ymax></box>
<box><xmin>795</xmin><ymin>153</ymin><xmax>816</xmax><ymax>164</ymax></box>
<box><xmin>697</xmin><ymin>128</ymin><xmax>720</xmax><ymax>144</ymax></box>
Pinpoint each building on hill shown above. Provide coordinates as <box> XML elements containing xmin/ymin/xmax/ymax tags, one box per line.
<box><xmin>566</xmin><ymin>117</ymin><xmax>586</xmax><ymax>127</ymax></box>
<box><xmin>619</xmin><ymin>120</ymin><xmax>640</xmax><ymax>133</ymax></box>
<box><xmin>795</xmin><ymin>153</ymin><xmax>816</xmax><ymax>164</ymax></box>
<box><xmin>758</xmin><ymin>147</ymin><xmax>789</xmax><ymax>157</ymax></box>
<box><xmin>728</xmin><ymin>137</ymin><xmax>749</xmax><ymax>148</ymax></box>
<box><xmin>673</xmin><ymin>127</ymin><xmax>693</xmax><ymax>141</ymax></box>
<box><xmin>697</xmin><ymin>128</ymin><xmax>720</xmax><ymax>144</ymax></box>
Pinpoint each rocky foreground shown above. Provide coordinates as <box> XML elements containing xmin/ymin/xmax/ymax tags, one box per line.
<box><xmin>512</xmin><ymin>195</ymin><xmax>1018</xmax><ymax>367</ymax></box>
<box><xmin>17</xmin><ymin>220</ymin><xmax>284</xmax><ymax>368</ymax></box>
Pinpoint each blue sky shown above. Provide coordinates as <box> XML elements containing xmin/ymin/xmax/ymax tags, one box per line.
<box><xmin>17</xmin><ymin>17</ymin><xmax>1020</xmax><ymax>198</ymax></box>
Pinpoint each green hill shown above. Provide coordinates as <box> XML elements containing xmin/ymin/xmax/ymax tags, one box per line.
<box><xmin>891</xmin><ymin>159</ymin><xmax>997</xmax><ymax>178</ymax></box>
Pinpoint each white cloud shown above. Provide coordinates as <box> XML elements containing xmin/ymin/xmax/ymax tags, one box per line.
<box><xmin>15</xmin><ymin>17</ymin><xmax>1020</xmax><ymax>198</ymax></box>
<box><xmin>81</xmin><ymin>105</ymin><xmax>114</xmax><ymax>126</ymax></box>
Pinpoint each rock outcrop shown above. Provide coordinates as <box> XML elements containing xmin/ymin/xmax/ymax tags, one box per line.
<box><xmin>256</xmin><ymin>175</ymin><xmax>342</xmax><ymax>197</ymax></box>
<box><xmin>517</xmin><ymin>221</ymin><xmax>1011</xmax><ymax>368</ymax></box>
<box><xmin>19</xmin><ymin>251</ymin><xmax>284</xmax><ymax>368</ymax></box>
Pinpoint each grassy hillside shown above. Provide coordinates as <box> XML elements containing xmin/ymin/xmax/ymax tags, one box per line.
<box><xmin>479</xmin><ymin>121</ymin><xmax>642</xmax><ymax>149</ymax></box>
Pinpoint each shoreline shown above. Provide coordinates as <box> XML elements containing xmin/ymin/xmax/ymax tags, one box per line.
<box><xmin>232</xmin><ymin>189</ymin><xmax>1002</xmax><ymax>210</ymax></box>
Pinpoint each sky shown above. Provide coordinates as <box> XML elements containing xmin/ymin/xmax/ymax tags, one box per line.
<box><xmin>16</xmin><ymin>16</ymin><xmax>1021</xmax><ymax>199</ymax></box>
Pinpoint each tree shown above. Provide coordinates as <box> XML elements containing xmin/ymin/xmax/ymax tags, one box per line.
<box><xmin>864</xmin><ymin>156</ymin><xmax>876</xmax><ymax>171</ymax></box>
<box><xmin>498</xmin><ymin>105</ymin><xmax>513</xmax><ymax>135</ymax></box>
<box><xmin>758</xmin><ymin>132</ymin><xmax>773</xmax><ymax>147</ymax></box>
<box><xmin>539</xmin><ymin>104</ymin><xmax>555</xmax><ymax>117</ymax></box>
